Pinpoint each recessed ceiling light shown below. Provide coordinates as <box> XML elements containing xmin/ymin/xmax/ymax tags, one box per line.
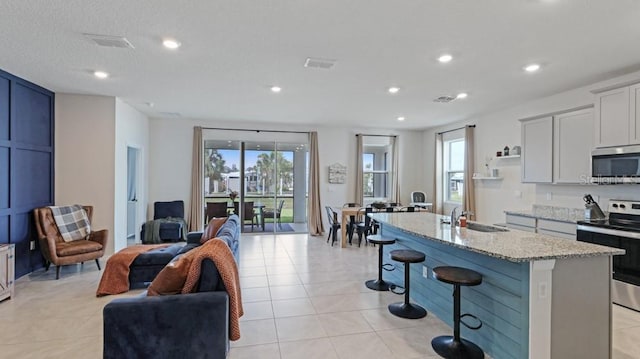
<box><xmin>438</xmin><ymin>54</ymin><xmax>453</xmax><ymax>63</ymax></box>
<box><xmin>93</xmin><ymin>71</ymin><xmax>109</xmax><ymax>79</ymax></box>
<box><xmin>397</xmin><ymin>116</ymin><xmax>405</xmax><ymax>121</ymax></box>
<box><xmin>456</xmin><ymin>93</ymin><xmax>468</xmax><ymax>99</ymax></box>
<box><xmin>388</xmin><ymin>87</ymin><xmax>400</xmax><ymax>94</ymax></box>
<box><xmin>162</xmin><ymin>39</ymin><xmax>181</xmax><ymax>49</ymax></box>
<box><xmin>270</xmin><ymin>86</ymin><xmax>282</xmax><ymax>93</ymax></box>
<box><xmin>524</xmin><ymin>63</ymin><xmax>541</xmax><ymax>72</ymax></box>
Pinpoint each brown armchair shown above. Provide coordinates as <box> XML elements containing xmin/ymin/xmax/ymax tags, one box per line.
<box><xmin>33</xmin><ymin>206</ymin><xmax>108</xmax><ymax>279</ymax></box>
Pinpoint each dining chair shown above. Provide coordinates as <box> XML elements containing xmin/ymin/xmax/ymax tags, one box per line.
<box><xmin>325</xmin><ymin>206</ymin><xmax>341</xmax><ymax>246</ymax></box>
<box><xmin>206</xmin><ymin>202</ymin><xmax>229</xmax><ymax>223</ymax></box>
<box><xmin>342</xmin><ymin>202</ymin><xmax>360</xmax><ymax>244</ymax></box>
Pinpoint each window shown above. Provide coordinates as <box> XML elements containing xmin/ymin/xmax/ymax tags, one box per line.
<box><xmin>362</xmin><ymin>149</ymin><xmax>389</xmax><ymax>198</ymax></box>
<box><xmin>363</xmin><ymin>153</ymin><xmax>375</xmax><ymax>197</ymax></box>
<box><xmin>444</xmin><ymin>139</ymin><xmax>465</xmax><ymax>203</ymax></box>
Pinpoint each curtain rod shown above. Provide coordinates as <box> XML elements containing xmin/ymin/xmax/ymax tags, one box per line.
<box><xmin>200</xmin><ymin>126</ymin><xmax>309</xmax><ymax>135</ymax></box>
<box><xmin>436</xmin><ymin>124</ymin><xmax>475</xmax><ymax>135</ymax></box>
<box><xmin>355</xmin><ymin>134</ymin><xmax>398</xmax><ymax>138</ymax></box>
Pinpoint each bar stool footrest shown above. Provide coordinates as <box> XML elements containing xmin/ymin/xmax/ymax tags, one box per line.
<box><xmin>431</xmin><ymin>336</ymin><xmax>484</xmax><ymax>359</ymax></box>
<box><xmin>461</xmin><ymin>313</ymin><xmax>483</xmax><ymax>330</ymax></box>
<box><xmin>382</xmin><ymin>263</ymin><xmax>395</xmax><ymax>271</ymax></box>
<box><xmin>388</xmin><ymin>284</ymin><xmax>405</xmax><ymax>295</ymax></box>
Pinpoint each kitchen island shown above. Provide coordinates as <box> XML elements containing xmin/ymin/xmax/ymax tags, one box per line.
<box><xmin>371</xmin><ymin>212</ymin><xmax>623</xmax><ymax>359</ymax></box>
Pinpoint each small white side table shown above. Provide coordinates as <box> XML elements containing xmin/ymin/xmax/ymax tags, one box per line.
<box><xmin>0</xmin><ymin>244</ymin><xmax>15</xmax><ymax>302</ymax></box>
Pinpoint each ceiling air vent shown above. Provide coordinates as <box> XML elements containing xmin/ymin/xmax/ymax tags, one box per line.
<box><xmin>304</xmin><ymin>57</ymin><xmax>337</xmax><ymax>70</ymax></box>
<box><xmin>433</xmin><ymin>95</ymin><xmax>456</xmax><ymax>103</ymax></box>
<box><xmin>83</xmin><ymin>33</ymin><xmax>135</xmax><ymax>49</ymax></box>
<box><xmin>158</xmin><ymin>112</ymin><xmax>181</xmax><ymax>118</ymax></box>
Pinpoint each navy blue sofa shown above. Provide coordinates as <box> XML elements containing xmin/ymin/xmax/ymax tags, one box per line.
<box><xmin>103</xmin><ymin>215</ymin><xmax>240</xmax><ymax>359</ymax></box>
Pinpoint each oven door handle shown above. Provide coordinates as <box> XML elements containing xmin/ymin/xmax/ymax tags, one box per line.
<box><xmin>577</xmin><ymin>225</ymin><xmax>640</xmax><ymax>240</ymax></box>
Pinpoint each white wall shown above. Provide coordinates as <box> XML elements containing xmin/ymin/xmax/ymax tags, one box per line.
<box><xmin>55</xmin><ymin>94</ymin><xmax>116</xmax><ymax>254</ymax></box>
<box><xmin>114</xmin><ymin>99</ymin><xmax>149</xmax><ymax>252</ymax></box>
<box><xmin>148</xmin><ymin>118</ymin><xmax>423</xmax><ymax>231</ymax></box>
<box><xmin>423</xmin><ymin>70</ymin><xmax>640</xmax><ymax>225</ymax></box>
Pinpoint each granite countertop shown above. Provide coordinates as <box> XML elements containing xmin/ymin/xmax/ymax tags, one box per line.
<box><xmin>504</xmin><ymin>205</ymin><xmax>589</xmax><ymax>223</ymax></box>
<box><xmin>370</xmin><ymin>212</ymin><xmax>624</xmax><ymax>263</ymax></box>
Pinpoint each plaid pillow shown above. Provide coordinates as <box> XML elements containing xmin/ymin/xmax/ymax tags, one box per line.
<box><xmin>49</xmin><ymin>205</ymin><xmax>91</xmax><ymax>242</ymax></box>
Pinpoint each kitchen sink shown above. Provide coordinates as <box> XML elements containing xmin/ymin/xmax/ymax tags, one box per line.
<box><xmin>465</xmin><ymin>222</ymin><xmax>509</xmax><ymax>233</ymax></box>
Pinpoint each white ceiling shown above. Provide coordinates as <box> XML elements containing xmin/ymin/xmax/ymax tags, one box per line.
<box><xmin>2</xmin><ymin>0</ymin><xmax>640</xmax><ymax>129</ymax></box>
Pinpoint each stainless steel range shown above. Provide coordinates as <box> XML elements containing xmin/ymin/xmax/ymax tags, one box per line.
<box><xmin>577</xmin><ymin>200</ymin><xmax>640</xmax><ymax>311</ymax></box>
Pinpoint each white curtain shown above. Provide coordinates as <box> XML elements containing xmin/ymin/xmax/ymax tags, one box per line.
<box><xmin>463</xmin><ymin>126</ymin><xmax>476</xmax><ymax>220</ymax></box>
<box><xmin>189</xmin><ymin>126</ymin><xmax>203</xmax><ymax>231</ymax></box>
<box><xmin>355</xmin><ymin>135</ymin><xmax>364</xmax><ymax>206</ymax></box>
<box><xmin>434</xmin><ymin>133</ymin><xmax>443</xmax><ymax>214</ymax></box>
<box><xmin>390</xmin><ymin>136</ymin><xmax>400</xmax><ymax>204</ymax></box>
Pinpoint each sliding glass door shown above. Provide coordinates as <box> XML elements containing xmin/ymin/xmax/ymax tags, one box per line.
<box><xmin>204</xmin><ymin>134</ymin><xmax>308</xmax><ymax>234</ymax></box>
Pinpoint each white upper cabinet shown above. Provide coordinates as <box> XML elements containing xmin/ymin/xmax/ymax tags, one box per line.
<box><xmin>521</xmin><ymin>116</ymin><xmax>553</xmax><ymax>183</ymax></box>
<box><xmin>593</xmin><ymin>85</ymin><xmax>640</xmax><ymax>147</ymax></box>
<box><xmin>553</xmin><ymin>109</ymin><xmax>593</xmax><ymax>183</ymax></box>
<box><xmin>521</xmin><ymin>108</ymin><xmax>594</xmax><ymax>184</ymax></box>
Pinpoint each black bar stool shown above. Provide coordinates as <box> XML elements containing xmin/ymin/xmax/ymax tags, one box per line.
<box><xmin>388</xmin><ymin>249</ymin><xmax>427</xmax><ymax>319</ymax></box>
<box><xmin>431</xmin><ymin>266</ymin><xmax>484</xmax><ymax>359</ymax></box>
<box><xmin>365</xmin><ymin>235</ymin><xmax>396</xmax><ymax>291</ymax></box>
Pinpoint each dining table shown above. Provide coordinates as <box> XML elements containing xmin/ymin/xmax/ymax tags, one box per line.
<box><xmin>336</xmin><ymin>206</ymin><xmax>428</xmax><ymax>248</ymax></box>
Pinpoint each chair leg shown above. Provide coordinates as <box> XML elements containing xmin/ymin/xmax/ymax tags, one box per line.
<box><xmin>327</xmin><ymin>230</ymin><xmax>332</xmax><ymax>244</ymax></box>
<box><xmin>95</xmin><ymin>259</ymin><xmax>101</xmax><ymax>271</ymax></box>
<box><xmin>45</xmin><ymin>261</ymin><xmax>51</xmax><ymax>271</ymax></box>
<box><xmin>56</xmin><ymin>266</ymin><xmax>61</xmax><ymax>280</ymax></box>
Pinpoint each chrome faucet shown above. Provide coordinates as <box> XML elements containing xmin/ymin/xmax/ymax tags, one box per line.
<box><xmin>451</xmin><ymin>207</ymin><xmax>459</xmax><ymax>227</ymax></box>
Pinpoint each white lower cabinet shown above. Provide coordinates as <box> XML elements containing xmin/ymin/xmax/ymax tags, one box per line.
<box><xmin>0</xmin><ymin>244</ymin><xmax>15</xmax><ymax>302</ymax></box>
<box><xmin>505</xmin><ymin>215</ymin><xmax>576</xmax><ymax>239</ymax></box>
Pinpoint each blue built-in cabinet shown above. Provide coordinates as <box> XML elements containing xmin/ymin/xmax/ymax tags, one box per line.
<box><xmin>382</xmin><ymin>225</ymin><xmax>530</xmax><ymax>359</ymax></box>
<box><xmin>0</xmin><ymin>68</ymin><xmax>54</xmax><ymax>278</ymax></box>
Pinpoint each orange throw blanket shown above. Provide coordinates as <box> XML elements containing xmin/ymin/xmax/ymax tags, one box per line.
<box><xmin>182</xmin><ymin>239</ymin><xmax>244</xmax><ymax>341</ymax></box>
<box><xmin>96</xmin><ymin>244</ymin><xmax>172</xmax><ymax>297</ymax></box>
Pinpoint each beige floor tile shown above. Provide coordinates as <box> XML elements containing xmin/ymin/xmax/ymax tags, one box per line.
<box><xmin>228</xmin><ymin>343</ymin><xmax>281</xmax><ymax>359</ymax></box>
<box><xmin>266</xmin><ymin>264</ymin><xmax>298</xmax><ymax>275</ymax></box>
<box><xmin>268</xmin><ymin>274</ymin><xmax>302</xmax><ymax>286</ymax></box>
<box><xmin>275</xmin><ymin>315</ymin><xmax>327</xmax><ymax>342</ymax></box>
<box><xmin>613</xmin><ymin>304</ymin><xmax>640</xmax><ymax>330</ymax></box>
<box><xmin>241</xmin><ymin>286</ymin><xmax>271</xmax><ymax>303</ymax></box>
<box><xmin>279</xmin><ymin>337</ymin><xmax>339</xmax><ymax>359</ymax></box>
<box><xmin>240</xmin><ymin>275</ymin><xmax>269</xmax><ymax>289</ymax></box>
<box><xmin>240</xmin><ymin>300</ymin><xmax>274</xmax><ymax>321</ymax></box>
<box><xmin>239</xmin><ymin>266</ymin><xmax>267</xmax><ymax>277</ymax></box>
<box><xmin>360</xmin><ymin>307</ymin><xmax>434</xmax><ymax>331</ymax></box>
<box><xmin>272</xmin><ymin>298</ymin><xmax>316</xmax><ymax>317</ymax></box>
<box><xmin>330</xmin><ymin>332</ymin><xmax>394</xmax><ymax>359</ymax></box>
<box><xmin>317</xmin><ymin>311</ymin><xmax>374</xmax><ymax>336</ymax></box>
<box><xmin>269</xmin><ymin>284</ymin><xmax>308</xmax><ymax>300</ymax></box>
<box><xmin>231</xmin><ymin>318</ymin><xmax>278</xmax><ymax>347</ymax></box>
<box><xmin>304</xmin><ymin>280</ymin><xmax>370</xmax><ymax>297</ymax></box>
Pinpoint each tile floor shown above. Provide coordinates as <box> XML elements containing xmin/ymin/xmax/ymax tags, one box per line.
<box><xmin>1</xmin><ymin>232</ymin><xmax>639</xmax><ymax>358</ymax></box>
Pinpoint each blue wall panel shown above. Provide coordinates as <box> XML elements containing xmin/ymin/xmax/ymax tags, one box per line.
<box><xmin>13</xmin><ymin>82</ymin><xmax>51</xmax><ymax>147</ymax></box>
<box><xmin>0</xmin><ymin>147</ymin><xmax>8</xmax><ymax>209</ymax></box>
<box><xmin>11</xmin><ymin>212</ymin><xmax>31</xmax><ymax>277</ymax></box>
<box><xmin>0</xmin><ymin>215</ymin><xmax>8</xmax><ymax>245</ymax></box>
<box><xmin>1</xmin><ymin>68</ymin><xmax>54</xmax><ymax>278</ymax></box>
<box><xmin>13</xmin><ymin>149</ymin><xmax>52</xmax><ymax>207</ymax></box>
<box><xmin>381</xmin><ymin>224</ymin><xmax>530</xmax><ymax>359</ymax></box>
<box><xmin>0</xmin><ymin>77</ymin><xmax>8</xmax><ymax>141</ymax></box>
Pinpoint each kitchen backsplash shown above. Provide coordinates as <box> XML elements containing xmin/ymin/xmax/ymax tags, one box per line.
<box><xmin>531</xmin><ymin>204</ymin><xmax>588</xmax><ymax>222</ymax></box>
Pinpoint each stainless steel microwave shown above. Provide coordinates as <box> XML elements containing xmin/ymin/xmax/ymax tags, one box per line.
<box><xmin>591</xmin><ymin>145</ymin><xmax>640</xmax><ymax>184</ymax></box>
